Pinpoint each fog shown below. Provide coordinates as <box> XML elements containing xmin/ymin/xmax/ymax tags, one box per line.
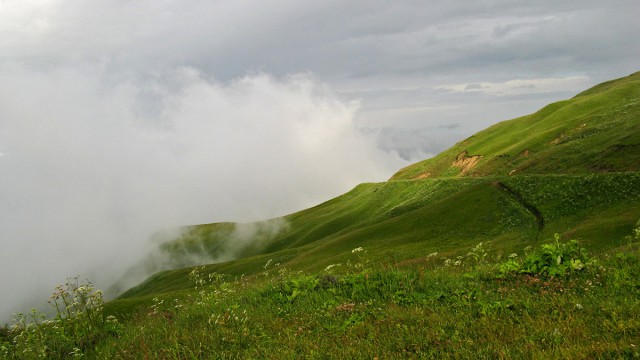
<box><xmin>110</xmin><ymin>218</ymin><xmax>292</xmax><ymax>295</ymax></box>
<box><xmin>1</xmin><ymin>0</ymin><xmax>638</xmax><ymax>322</ymax></box>
<box><xmin>0</xmin><ymin>64</ymin><xmax>403</xmax><ymax>321</ymax></box>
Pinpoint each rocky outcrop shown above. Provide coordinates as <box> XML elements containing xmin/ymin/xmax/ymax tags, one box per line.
<box><xmin>452</xmin><ymin>151</ymin><xmax>482</xmax><ymax>173</ymax></box>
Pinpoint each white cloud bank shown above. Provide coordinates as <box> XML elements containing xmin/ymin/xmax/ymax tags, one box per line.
<box><xmin>1</xmin><ymin>0</ymin><xmax>638</xmax><ymax>323</ymax></box>
<box><xmin>437</xmin><ymin>76</ymin><xmax>591</xmax><ymax>96</ymax></box>
<box><xmin>0</xmin><ymin>63</ymin><xmax>403</xmax><ymax>321</ymax></box>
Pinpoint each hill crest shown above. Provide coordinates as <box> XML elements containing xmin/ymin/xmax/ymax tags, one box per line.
<box><xmin>390</xmin><ymin>71</ymin><xmax>640</xmax><ymax>180</ymax></box>
<box><xmin>111</xmin><ymin>71</ymin><xmax>640</xmax><ymax>303</ymax></box>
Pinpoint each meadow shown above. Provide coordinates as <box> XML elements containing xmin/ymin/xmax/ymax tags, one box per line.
<box><xmin>2</xmin><ymin>72</ymin><xmax>639</xmax><ymax>358</ymax></box>
<box><xmin>2</xmin><ymin>230</ymin><xmax>639</xmax><ymax>359</ymax></box>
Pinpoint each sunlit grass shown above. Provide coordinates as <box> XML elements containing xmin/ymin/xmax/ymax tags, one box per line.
<box><xmin>3</xmin><ymin>73</ymin><xmax>640</xmax><ymax>359</ymax></box>
<box><xmin>3</xmin><ymin>232</ymin><xmax>640</xmax><ymax>359</ymax></box>
<box><xmin>391</xmin><ymin>71</ymin><xmax>640</xmax><ymax>180</ymax></box>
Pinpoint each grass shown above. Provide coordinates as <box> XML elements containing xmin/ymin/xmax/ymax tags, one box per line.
<box><xmin>121</xmin><ymin>69</ymin><xmax>640</xmax><ymax>296</ymax></box>
<box><xmin>116</xmin><ymin>172</ymin><xmax>640</xmax><ymax>303</ymax></box>
<box><xmin>4</xmin><ymin>72</ymin><xmax>640</xmax><ymax>358</ymax></box>
<box><xmin>390</xmin><ymin>71</ymin><xmax>640</xmax><ymax>180</ymax></box>
<box><xmin>3</xmin><ymin>235</ymin><xmax>640</xmax><ymax>359</ymax></box>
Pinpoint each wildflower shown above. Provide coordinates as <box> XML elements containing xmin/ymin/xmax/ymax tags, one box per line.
<box><xmin>263</xmin><ymin>259</ymin><xmax>273</xmax><ymax>269</ymax></box>
<box><xmin>509</xmin><ymin>253</ymin><xmax>518</xmax><ymax>258</ymax></box>
<box><xmin>324</xmin><ymin>264</ymin><xmax>341</xmax><ymax>271</ymax></box>
<box><xmin>575</xmin><ymin>303</ymin><xmax>583</xmax><ymax>310</ymax></box>
<box><xmin>352</xmin><ymin>247</ymin><xmax>364</xmax><ymax>253</ymax></box>
<box><xmin>427</xmin><ymin>252</ymin><xmax>438</xmax><ymax>258</ymax></box>
<box><xmin>70</xmin><ymin>347</ymin><xmax>83</xmax><ymax>357</ymax></box>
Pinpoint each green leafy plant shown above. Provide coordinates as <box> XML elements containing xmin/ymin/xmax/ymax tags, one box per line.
<box><xmin>282</xmin><ymin>275</ymin><xmax>320</xmax><ymax>302</ymax></box>
<box><xmin>499</xmin><ymin>235</ymin><xmax>594</xmax><ymax>277</ymax></box>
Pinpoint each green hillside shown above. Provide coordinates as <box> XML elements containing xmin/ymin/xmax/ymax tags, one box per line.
<box><xmin>110</xmin><ymin>72</ymin><xmax>640</xmax><ymax>303</ymax></box>
<box><xmin>114</xmin><ymin>173</ymin><xmax>640</xmax><ymax>303</ymax></box>
<box><xmin>4</xmin><ymin>72</ymin><xmax>640</xmax><ymax>359</ymax></box>
<box><xmin>391</xmin><ymin>71</ymin><xmax>640</xmax><ymax>180</ymax></box>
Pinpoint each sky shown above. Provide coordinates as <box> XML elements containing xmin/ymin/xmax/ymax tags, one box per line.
<box><xmin>1</xmin><ymin>0</ymin><xmax>638</xmax><ymax>321</ymax></box>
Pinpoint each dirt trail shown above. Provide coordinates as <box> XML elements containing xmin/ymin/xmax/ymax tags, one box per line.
<box><xmin>491</xmin><ymin>181</ymin><xmax>544</xmax><ymax>232</ymax></box>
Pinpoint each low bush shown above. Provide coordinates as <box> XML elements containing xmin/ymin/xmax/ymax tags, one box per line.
<box><xmin>499</xmin><ymin>234</ymin><xmax>595</xmax><ymax>278</ymax></box>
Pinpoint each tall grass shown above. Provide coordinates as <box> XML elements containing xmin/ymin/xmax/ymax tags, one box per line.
<box><xmin>3</xmin><ymin>230</ymin><xmax>640</xmax><ymax>359</ymax></box>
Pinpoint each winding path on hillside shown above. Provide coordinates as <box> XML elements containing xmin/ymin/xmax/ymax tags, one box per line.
<box><xmin>491</xmin><ymin>181</ymin><xmax>545</xmax><ymax>232</ymax></box>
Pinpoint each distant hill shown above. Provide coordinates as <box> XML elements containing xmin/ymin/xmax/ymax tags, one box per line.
<box><xmin>391</xmin><ymin>71</ymin><xmax>640</xmax><ymax>180</ymax></box>
<box><xmin>111</xmin><ymin>72</ymin><xmax>640</xmax><ymax>305</ymax></box>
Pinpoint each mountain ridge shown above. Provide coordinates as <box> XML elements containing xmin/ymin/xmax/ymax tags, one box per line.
<box><xmin>110</xmin><ymin>71</ymin><xmax>640</xmax><ymax>306</ymax></box>
<box><xmin>390</xmin><ymin>71</ymin><xmax>640</xmax><ymax>180</ymax></box>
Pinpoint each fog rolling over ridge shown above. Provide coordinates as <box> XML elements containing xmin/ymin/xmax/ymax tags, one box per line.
<box><xmin>110</xmin><ymin>218</ymin><xmax>291</xmax><ymax>296</ymax></box>
<box><xmin>1</xmin><ymin>0</ymin><xmax>638</xmax><ymax>323</ymax></box>
<box><xmin>0</xmin><ymin>67</ymin><xmax>402</xmax><ymax>321</ymax></box>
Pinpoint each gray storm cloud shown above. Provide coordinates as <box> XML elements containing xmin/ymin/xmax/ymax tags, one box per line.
<box><xmin>0</xmin><ymin>64</ymin><xmax>403</xmax><ymax>321</ymax></box>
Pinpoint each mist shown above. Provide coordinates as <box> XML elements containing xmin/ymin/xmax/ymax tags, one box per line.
<box><xmin>109</xmin><ymin>218</ymin><xmax>291</xmax><ymax>295</ymax></box>
<box><xmin>2</xmin><ymin>0</ymin><xmax>637</xmax><ymax>323</ymax></box>
<box><xmin>0</xmin><ymin>64</ymin><xmax>404</xmax><ymax>321</ymax></box>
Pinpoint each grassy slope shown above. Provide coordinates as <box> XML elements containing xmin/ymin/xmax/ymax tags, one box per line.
<box><xmin>6</xmin><ymin>72</ymin><xmax>640</xmax><ymax>359</ymax></box>
<box><xmin>97</xmin><ymin>244</ymin><xmax>640</xmax><ymax>359</ymax></box>
<box><xmin>390</xmin><ymin>71</ymin><xmax>640</xmax><ymax>180</ymax></box>
<box><xmin>110</xmin><ymin>72</ymin><xmax>640</xmax><ymax>312</ymax></box>
<box><xmin>113</xmin><ymin>173</ymin><xmax>640</xmax><ymax>306</ymax></box>
<box><xmin>10</xmin><ymin>240</ymin><xmax>640</xmax><ymax>359</ymax></box>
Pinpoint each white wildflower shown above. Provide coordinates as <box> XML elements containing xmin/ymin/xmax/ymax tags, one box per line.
<box><xmin>325</xmin><ymin>264</ymin><xmax>341</xmax><ymax>271</ymax></box>
<box><xmin>263</xmin><ymin>259</ymin><xmax>273</xmax><ymax>269</ymax></box>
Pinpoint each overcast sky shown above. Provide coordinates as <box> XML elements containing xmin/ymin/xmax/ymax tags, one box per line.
<box><xmin>1</xmin><ymin>0</ymin><xmax>638</xmax><ymax>321</ymax></box>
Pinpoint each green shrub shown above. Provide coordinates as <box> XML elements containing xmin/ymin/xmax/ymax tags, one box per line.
<box><xmin>499</xmin><ymin>235</ymin><xmax>594</xmax><ymax>277</ymax></box>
